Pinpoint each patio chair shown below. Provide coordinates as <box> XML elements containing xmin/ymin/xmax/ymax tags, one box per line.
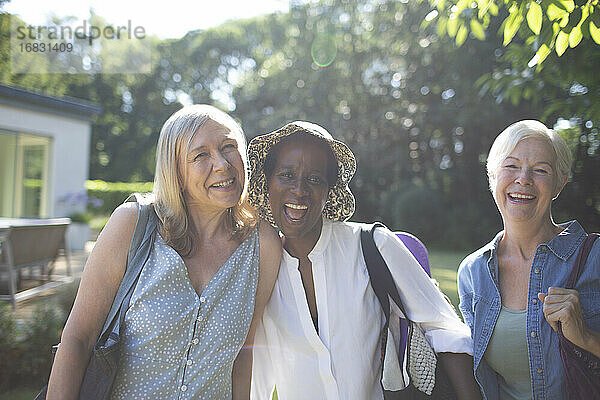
<box><xmin>0</xmin><ymin>221</ymin><xmax>71</xmax><ymax>309</ymax></box>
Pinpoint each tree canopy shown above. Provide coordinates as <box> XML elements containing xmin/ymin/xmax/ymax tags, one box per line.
<box><xmin>423</xmin><ymin>0</ymin><xmax>600</xmax><ymax>66</ymax></box>
<box><xmin>1</xmin><ymin>0</ymin><xmax>598</xmax><ymax>248</ymax></box>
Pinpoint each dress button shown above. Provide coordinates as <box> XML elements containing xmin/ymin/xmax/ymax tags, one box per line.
<box><xmin>200</xmin><ymin>296</ymin><xmax>206</xmax><ymax>303</ymax></box>
<box><xmin>536</xmin><ymin>368</ymin><xmax>543</xmax><ymax>374</ymax></box>
<box><xmin>532</xmin><ymin>298</ymin><xmax>538</xmax><ymax>305</ymax></box>
<box><xmin>186</xmin><ymin>359</ymin><xmax>193</xmax><ymax>366</ymax></box>
<box><xmin>192</xmin><ymin>338</ymin><xmax>199</xmax><ymax>345</ymax></box>
<box><xmin>534</xmin><ymin>268</ymin><xmax>540</xmax><ymax>274</ymax></box>
<box><xmin>181</xmin><ymin>385</ymin><xmax>188</xmax><ymax>392</ymax></box>
<box><xmin>197</xmin><ymin>316</ymin><xmax>202</xmax><ymax>322</ymax></box>
<box><xmin>531</xmin><ymin>331</ymin><xmax>537</xmax><ymax>338</ymax></box>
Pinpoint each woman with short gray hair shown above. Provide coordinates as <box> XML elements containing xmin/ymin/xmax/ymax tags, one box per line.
<box><xmin>457</xmin><ymin>120</ymin><xmax>600</xmax><ymax>399</ymax></box>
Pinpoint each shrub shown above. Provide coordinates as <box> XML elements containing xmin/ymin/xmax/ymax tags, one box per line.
<box><xmin>16</xmin><ymin>304</ymin><xmax>63</xmax><ymax>387</ymax></box>
<box><xmin>85</xmin><ymin>180</ymin><xmax>154</xmax><ymax>215</ymax></box>
<box><xmin>55</xmin><ymin>280</ymin><xmax>80</xmax><ymax>317</ymax></box>
<box><xmin>390</xmin><ymin>185</ymin><xmax>501</xmax><ymax>250</ymax></box>
<box><xmin>0</xmin><ymin>305</ymin><xmax>18</xmax><ymax>390</ymax></box>
<box><xmin>0</xmin><ymin>282</ymin><xmax>79</xmax><ymax>392</ymax></box>
<box><xmin>68</xmin><ymin>212</ymin><xmax>93</xmax><ymax>223</ymax></box>
<box><xmin>0</xmin><ymin>304</ymin><xmax>62</xmax><ymax>391</ymax></box>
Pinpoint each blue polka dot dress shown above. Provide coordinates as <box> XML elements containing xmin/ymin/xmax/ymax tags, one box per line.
<box><xmin>110</xmin><ymin>226</ymin><xmax>259</xmax><ymax>399</ymax></box>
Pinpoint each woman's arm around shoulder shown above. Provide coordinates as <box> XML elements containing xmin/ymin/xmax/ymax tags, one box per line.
<box><xmin>46</xmin><ymin>202</ymin><xmax>139</xmax><ymax>400</ymax></box>
<box><xmin>255</xmin><ymin>220</ymin><xmax>283</xmax><ymax>315</ymax></box>
<box><xmin>232</xmin><ymin>221</ymin><xmax>282</xmax><ymax>400</ymax></box>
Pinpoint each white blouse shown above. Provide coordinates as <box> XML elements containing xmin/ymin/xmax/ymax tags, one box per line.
<box><xmin>251</xmin><ymin>218</ymin><xmax>472</xmax><ymax>400</ymax></box>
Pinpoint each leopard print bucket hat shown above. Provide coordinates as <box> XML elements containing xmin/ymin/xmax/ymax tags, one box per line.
<box><xmin>247</xmin><ymin>121</ymin><xmax>356</xmax><ymax>225</ymax></box>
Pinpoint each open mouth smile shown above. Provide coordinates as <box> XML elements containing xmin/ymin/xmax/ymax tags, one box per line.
<box><xmin>284</xmin><ymin>203</ymin><xmax>308</xmax><ymax>222</ymax></box>
<box><xmin>210</xmin><ymin>178</ymin><xmax>235</xmax><ymax>190</ymax></box>
<box><xmin>507</xmin><ymin>192</ymin><xmax>535</xmax><ymax>203</ymax></box>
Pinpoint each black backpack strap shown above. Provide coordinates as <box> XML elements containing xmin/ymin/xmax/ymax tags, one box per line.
<box><xmin>362</xmin><ymin>223</ymin><xmax>414</xmax><ymax>398</ymax></box>
<box><xmin>361</xmin><ymin>222</ymin><xmax>408</xmax><ymax>320</ymax></box>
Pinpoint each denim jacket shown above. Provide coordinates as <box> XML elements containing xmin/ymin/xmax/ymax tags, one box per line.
<box><xmin>457</xmin><ymin>220</ymin><xmax>600</xmax><ymax>400</ymax></box>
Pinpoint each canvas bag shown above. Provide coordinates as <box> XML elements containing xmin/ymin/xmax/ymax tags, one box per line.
<box><xmin>35</xmin><ymin>193</ymin><xmax>157</xmax><ymax>400</ymax></box>
<box><xmin>360</xmin><ymin>223</ymin><xmax>456</xmax><ymax>400</ymax></box>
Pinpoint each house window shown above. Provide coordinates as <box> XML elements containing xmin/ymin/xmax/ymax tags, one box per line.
<box><xmin>0</xmin><ymin>131</ymin><xmax>51</xmax><ymax>218</ymax></box>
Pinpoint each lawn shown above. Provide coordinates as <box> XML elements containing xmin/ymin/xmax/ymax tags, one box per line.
<box><xmin>428</xmin><ymin>248</ymin><xmax>470</xmax><ymax>312</ymax></box>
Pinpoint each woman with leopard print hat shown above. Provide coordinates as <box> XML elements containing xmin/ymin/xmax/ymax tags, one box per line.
<box><xmin>248</xmin><ymin>121</ymin><xmax>481</xmax><ymax>400</ymax></box>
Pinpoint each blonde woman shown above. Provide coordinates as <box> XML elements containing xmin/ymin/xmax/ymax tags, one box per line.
<box><xmin>47</xmin><ymin>105</ymin><xmax>281</xmax><ymax>399</ymax></box>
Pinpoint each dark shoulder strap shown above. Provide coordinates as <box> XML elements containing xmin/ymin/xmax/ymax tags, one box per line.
<box><xmin>98</xmin><ymin>193</ymin><xmax>158</xmax><ymax>341</ymax></box>
<box><xmin>565</xmin><ymin>233</ymin><xmax>599</xmax><ymax>289</ymax></box>
<box><xmin>360</xmin><ymin>222</ymin><xmax>407</xmax><ymax>322</ymax></box>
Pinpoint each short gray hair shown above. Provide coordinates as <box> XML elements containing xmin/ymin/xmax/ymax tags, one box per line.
<box><xmin>487</xmin><ymin>120</ymin><xmax>572</xmax><ymax>197</ymax></box>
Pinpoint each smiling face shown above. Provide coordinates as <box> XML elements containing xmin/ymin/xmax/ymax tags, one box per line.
<box><xmin>492</xmin><ymin>137</ymin><xmax>559</xmax><ymax>227</ymax></box>
<box><xmin>267</xmin><ymin>138</ymin><xmax>332</xmax><ymax>246</ymax></box>
<box><xmin>180</xmin><ymin>118</ymin><xmax>245</xmax><ymax>213</ymax></box>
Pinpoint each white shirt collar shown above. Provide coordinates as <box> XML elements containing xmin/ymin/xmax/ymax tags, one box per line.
<box><xmin>282</xmin><ymin>217</ymin><xmax>333</xmax><ymax>268</ymax></box>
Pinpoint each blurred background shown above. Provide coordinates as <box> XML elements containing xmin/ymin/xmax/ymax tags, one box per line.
<box><xmin>0</xmin><ymin>0</ymin><xmax>599</xmax><ymax>396</ymax></box>
<box><xmin>2</xmin><ymin>0</ymin><xmax>599</xmax><ymax>249</ymax></box>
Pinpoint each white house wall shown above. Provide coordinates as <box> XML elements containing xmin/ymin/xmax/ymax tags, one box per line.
<box><xmin>0</xmin><ymin>103</ymin><xmax>91</xmax><ymax>217</ymax></box>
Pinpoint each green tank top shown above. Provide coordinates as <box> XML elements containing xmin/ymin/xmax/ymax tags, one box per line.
<box><xmin>484</xmin><ymin>305</ymin><xmax>532</xmax><ymax>400</ymax></box>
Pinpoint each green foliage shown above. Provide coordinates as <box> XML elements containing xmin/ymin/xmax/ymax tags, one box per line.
<box><xmin>0</xmin><ymin>0</ymin><xmax>598</xmax><ymax>248</ymax></box>
<box><xmin>0</xmin><ymin>305</ymin><xmax>18</xmax><ymax>390</ymax></box>
<box><xmin>422</xmin><ymin>0</ymin><xmax>600</xmax><ymax>66</ymax></box>
<box><xmin>85</xmin><ymin>180</ymin><xmax>153</xmax><ymax>214</ymax></box>
<box><xmin>0</xmin><ymin>304</ymin><xmax>64</xmax><ymax>391</ymax></box>
<box><xmin>0</xmin><ymin>388</ymin><xmax>39</xmax><ymax>400</ymax></box>
<box><xmin>0</xmin><ymin>304</ymin><xmax>16</xmax><ymax>351</ymax></box>
<box><xmin>68</xmin><ymin>212</ymin><xmax>92</xmax><ymax>223</ymax></box>
<box><xmin>392</xmin><ymin>185</ymin><xmax>501</xmax><ymax>249</ymax></box>
<box><xmin>0</xmin><ymin>280</ymin><xmax>80</xmax><ymax>393</ymax></box>
<box><xmin>55</xmin><ymin>280</ymin><xmax>80</xmax><ymax>317</ymax></box>
<box><xmin>19</xmin><ymin>305</ymin><xmax>63</xmax><ymax>386</ymax></box>
<box><xmin>89</xmin><ymin>215</ymin><xmax>111</xmax><ymax>233</ymax></box>
<box><xmin>428</xmin><ymin>249</ymin><xmax>470</xmax><ymax>310</ymax></box>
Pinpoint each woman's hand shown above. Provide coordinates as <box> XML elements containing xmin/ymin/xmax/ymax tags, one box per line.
<box><xmin>538</xmin><ymin>287</ymin><xmax>600</xmax><ymax>357</ymax></box>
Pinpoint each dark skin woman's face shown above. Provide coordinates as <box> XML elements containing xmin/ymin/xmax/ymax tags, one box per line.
<box><xmin>267</xmin><ymin>139</ymin><xmax>331</xmax><ymax>248</ymax></box>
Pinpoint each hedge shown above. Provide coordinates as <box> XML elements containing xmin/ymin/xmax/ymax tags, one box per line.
<box><xmin>85</xmin><ymin>180</ymin><xmax>154</xmax><ymax>215</ymax></box>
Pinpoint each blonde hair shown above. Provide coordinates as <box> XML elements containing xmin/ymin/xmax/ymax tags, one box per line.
<box><xmin>153</xmin><ymin>104</ymin><xmax>256</xmax><ymax>257</ymax></box>
<box><xmin>487</xmin><ymin>120</ymin><xmax>572</xmax><ymax>198</ymax></box>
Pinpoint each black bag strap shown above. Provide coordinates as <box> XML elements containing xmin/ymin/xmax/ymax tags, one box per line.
<box><xmin>565</xmin><ymin>233</ymin><xmax>599</xmax><ymax>289</ymax></box>
<box><xmin>360</xmin><ymin>223</ymin><xmax>408</xmax><ymax>324</ymax></box>
<box><xmin>97</xmin><ymin>193</ymin><xmax>158</xmax><ymax>344</ymax></box>
<box><xmin>361</xmin><ymin>223</ymin><xmax>415</xmax><ymax>399</ymax></box>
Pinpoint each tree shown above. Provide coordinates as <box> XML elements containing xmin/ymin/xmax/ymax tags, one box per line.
<box><xmin>227</xmin><ymin>0</ymin><xmax>538</xmax><ymax>247</ymax></box>
<box><xmin>423</xmin><ymin>0</ymin><xmax>600</xmax><ymax>66</ymax></box>
<box><xmin>1</xmin><ymin>1</ymin><xmax>597</xmax><ymax>246</ymax></box>
<box><xmin>422</xmin><ymin>0</ymin><xmax>600</xmax><ymax>229</ymax></box>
